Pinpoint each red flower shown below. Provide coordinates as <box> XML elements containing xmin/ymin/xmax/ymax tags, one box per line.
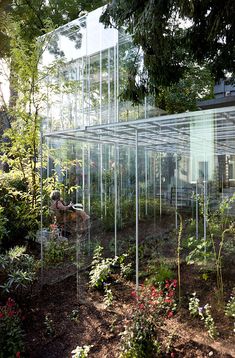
<box><xmin>0</xmin><ymin>312</ymin><xmax>4</xmax><ymax>318</ymax></box>
<box><xmin>167</xmin><ymin>311</ymin><xmax>174</xmax><ymax>318</ymax></box>
<box><xmin>164</xmin><ymin>299</ymin><xmax>172</xmax><ymax>304</ymax></box>
<box><xmin>7</xmin><ymin>298</ymin><xmax>15</xmax><ymax>308</ymax></box>
<box><xmin>16</xmin><ymin>352</ymin><xmax>20</xmax><ymax>358</ymax></box>
<box><xmin>131</xmin><ymin>291</ymin><xmax>136</xmax><ymax>298</ymax></box>
<box><xmin>8</xmin><ymin>310</ymin><xmax>15</xmax><ymax>317</ymax></box>
<box><xmin>139</xmin><ymin>303</ymin><xmax>144</xmax><ymax>310</ymax></box>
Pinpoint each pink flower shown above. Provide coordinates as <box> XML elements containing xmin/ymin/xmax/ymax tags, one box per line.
<box><xmin>16</xmin><ymin>352</ymin><xmax>20</xmax><ymax>358</ymax></box>
<box><xmin>167</xmin><ymin>311</ymin><xmax>174</xmax><ymax>318</ymax></box>
<box><xmin>0</xmin><ymin>312</ymin><xmax>4</xmax><ymax>318</ymax></box>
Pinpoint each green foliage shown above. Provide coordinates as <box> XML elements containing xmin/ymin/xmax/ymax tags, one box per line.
<box><xmin>103</xmin><ymin>283</ymin><xmax>114</xmax><ymax>307</ymax></box>
<box><xmin>89</xmin><ymin>246</ymin><xmax>115</xmax><ymax>289</ymax></box>
<box><xmin>0</xmin><ymin>246</ymin><xmax>38</xmax><ymax>296</ymax></box>
<box><xmin>145</xmin><ymin>262</ymin><xmax>174</xmax><ymax>287</ymax></box>
<box><xmin>120</xmin><ymin>282</ymin><xmax>177</xmax><ymax>357</ymax></box>
<box><xmin>188</xmin><ymin>293</ymin><xmax>217</xmax><ymax>339</ymax></box>
<box><xmin>186</xmin><ymin>236</ymin><xmax>214</xmax><ymax>265</ymax></box>
<box><xmin>71</xmin><ymin>344</ymin><xmax>93</xmax><ymax>358</ymax></box>
<box><xmin>0</xmin><ymin>173</ymin><xmax>41</xmax><ymax>242</ymax></box>
<box><xmin>44</xmin><ymin>239</ymin><xmax>68</xmax><ymax>265</ymax></box>
<box><xmin>0</xmin><ymin>298</ymin><xmax>24</xmax><ymax>358</ymax></box>
<box><xmin>225</xmin><ymin>290</ymin><xmax>235</xmax><ymax>333</ymax></box>
<box><xmin>188</xmin><ymin>292</ymin><xmax>201</xmax><ymax>318</ymax></box>
<box><xmin>119</xmin><ymin>253</ymin><xmax>133</xmax><ymax>280</ymax></box>
<box><xmin>101</xmin><ymin>0</ymin><xmax>235</xmax><ymax>101</ymax></box>
<box><xmin>156</xmin><ymin>64</ymin><xmax>214</xmax><ymax>113</ymax></box>
<box><xmin>203</xmin><ymin>304</ymin><xmax>218</xmax><ymax>340</ymax></box>
<box><xmin>0</xmin><ymin>205</ymin><xmax>8</xmax><ymax>243</ymax></box>
<box><xmin>44</xmin><ymin>314</ymin><xmax>55</xmax><ymax>337</ymax></box>
<box><xmin>68</xmin><ymin>309</ymin><xmax>80</xmax><ymax>323</ymax></box>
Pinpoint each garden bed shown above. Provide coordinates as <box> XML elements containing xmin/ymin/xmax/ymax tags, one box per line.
<box><xmin>21</xmin><ymin>217</ymin><xmax>235</xmax><ymax>358</ymax></box>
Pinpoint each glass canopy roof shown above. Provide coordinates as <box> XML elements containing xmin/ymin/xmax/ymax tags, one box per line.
<box><xmin>44</xmin><ymin>106</ymin><xmax>235</xmax><ymax>156</ymax></box>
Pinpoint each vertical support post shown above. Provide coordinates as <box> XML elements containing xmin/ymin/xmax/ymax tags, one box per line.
<box><xmin>203</xmin><ymin>160</ymin><xmax>207</xmax><ymax>242</ymax></box>
<box><xmin>196</xmin><ymin>180</ymin><xmax>199</xmax><ymax>239</ymax></box>
<box><xmin>145</xmin><ymin>149</ymin><xmax>148</xmax><ymax>216</ymax></box>
<box><xmin>114</xmin><ymin>144</ymin><xmax>118</xmax><ymax>257</ymax></box>
<box><xmin>135</xmin><ymin>130</ymin><xmax>139</xmax><ymax>291</ymax></box>
<box><xmin>100</xmin><ymin>144</ymin><xmax>103</xmax><ymax>219</ymax></box>
<box><xmin>159</xmin><ymin>152</ymin><xmax>162</xmax><ymax>217</ymax></box>
<box><xmin>153</xmin><ymin>154</ymin><xmax>156</xmax><ymax>231</ymax></box>
<box><xmin>82</xmin><ymin>145</ymin><xmax>85</xmax><ymax>209</ymax></box>
<box><xmin>88</xmin><ymin>145</ymin><xmax>91</xmax><ymax>255</ymax></box>
<box><xmin>175</xmin><ymin>154</ymin><xmax>178</xmax><ymax>231</ymax></box>
<box><xmin>40</xmin><ymin>126</ymin><xmax>44</xmax><ymax>285</ymax></box>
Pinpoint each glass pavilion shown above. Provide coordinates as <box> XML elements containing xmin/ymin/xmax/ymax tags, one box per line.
<box><xmin>40</xmin><ymin>7</ymin><xmax>235</xmax><ymax>289</ymax></box>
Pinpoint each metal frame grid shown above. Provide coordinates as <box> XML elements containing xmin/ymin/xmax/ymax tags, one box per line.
<box><xmin>44</xmin><ymin>106</ymin><xmax>235</xmax><ymax>156</ymax></box>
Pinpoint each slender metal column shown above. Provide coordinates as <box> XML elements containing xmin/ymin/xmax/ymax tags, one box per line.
<box><xmin>88</xmin><ymin>145</ymin><xmax>91</xmax><ymax>255</ymax></box>
<box><xmin>100</xmin><ymin>144</ymin><xmax>103</xmax><ymax>219</ymax></box>
<box><xmin>40</xmin><ymin>126</ymin><xmax>44</xmax><ymax>286</ymax></box>
<box><xmin>153</xmin><ymin>154</ymin><xmax>156</xmax><ymax>231</ymax></box>
<box><xmin>82</xmin><ymin>145</ymin><xmax>85</xmax><ymax>209</ymax></box>
<box><xmin>203</xmin><ymin>160</ymin><xmax>207</xmax><ymax>242</ymax></box>
<box><xmin>159</xmin><ymin>152</ymin><xmax>162</xmax><ymax>217</ymax></box>
<box><xmin>196</xmin><ymin>180</ymin><xmax>199</xmax><ymax>239</ymax></box>
<box><xmin>135</xmin><ymin>130</ymin><xmax>139</xmax><ymax>291</ymax></box>
<box><xmin>175</xmin><ymin>154</ymin><xmax>178</xmax><ymax>231</ymax></box>
<box><xmin>114</xmin><ymin>144</ymin><xmax>118</xmax><ymax>257</ymax></box>
<box><xmin>145</xmin><ymin>149</ymin><xmax>148</xmax><ymax>216</ymax></box>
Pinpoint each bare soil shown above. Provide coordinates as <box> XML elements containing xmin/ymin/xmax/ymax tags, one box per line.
<box><xmin>22</xmin><ymin>217</ymin><xmax>235</xmax><ymax>358</ymax></box>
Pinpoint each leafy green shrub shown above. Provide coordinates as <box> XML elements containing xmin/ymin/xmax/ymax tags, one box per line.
<box><xmin>89</xmin><ymin>246</ymin><xmax>115</xmax><ymax>289</ymax></box>
<box><xmin>225</xmin><ymin>292</ymin><xmax>235</xmax><ymax>319</ymax></box>
<box><xmin>0</xmin><ymin>174</ymin><xmax>40</xmax><ymax>243</ymax></box>
<box><xmin>225</xmin><ymin>290</ymin><xmax>235</xmax><ymax>333</ymax></box>
<box><xmin>145</xmin><ymin>262</ymin><xmax>174</xmax><ymax>286</ymax></box>
<box><xmin>120</xmin><ymin>281</ymin><xmax>177</xmax><ymax>357</ymax></box>
<box><xmin>119</xmin><ymin>253</ymin><xmax>133</xmax><ymax>279</ymax></box>
<box><xmin>103</xmin><ymin>283</ymin><xmax>114</xmax><ymax>307</ymax></box>
<box><xmin>185</xmin><ymin>236</ymin><xmax>215</xmax><ymax>265</ymax></box>
<box><xmin>0</xmin><ymin>206</ymin><xmax>8</xmax><ymax>244</ymax></box>
<box><xmin>0</xmin><ymin>246</ymin><xmax>38</xmax><ymax>297</ymax></box>
<box><xmin>0</xmin><ymin>297</ymin><xmax>24</xmax><ymax>358</ymax></box>
<box><xmin>44</xmin><ymin>239</ymin><xmax>68</xmax><ymax>265</ymax></box>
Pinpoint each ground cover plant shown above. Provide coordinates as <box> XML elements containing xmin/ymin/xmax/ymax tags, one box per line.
<box><xmin>0</xmin><ymin>211</ymin><xmax>234</xmax><ymax>358</ymax></box>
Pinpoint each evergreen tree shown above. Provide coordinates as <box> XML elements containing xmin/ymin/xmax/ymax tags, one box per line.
<box><xmin>101</xmin><ymin>0</ymin><xmax>235</xmax><ymax>103</ymax></box>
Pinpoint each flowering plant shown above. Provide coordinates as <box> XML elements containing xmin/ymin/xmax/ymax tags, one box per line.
<box><xmin>188</xmin><ymin>293</ymin><xmax>217</xmax><ymax>339</ymax></box>
<box><xmin>131</xmin><ymin>279</ymin><xmax>177</xmax><ymax>319</ymax></box>
<box><xmin>120</xmin><ymin>280</ymin><xmax>177</xmax><ymax>357</ymax></box>
<box><xmin>0</xmin><ymin>298</ymin><xmax>24</xmax><ymax>358</ymax></box>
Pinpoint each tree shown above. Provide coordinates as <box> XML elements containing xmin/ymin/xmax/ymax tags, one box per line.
<box><xmin>100</xmin><ymin>0</ymin><xmax>235</xmax><ymax>103</ymax></box>
<box><xmin>156</xmin><ymin>64</ymin><xmax>214</xmax><ymax>114</ymax></box>
<box><xmin>0</xmin><ymin>1</ymin><xmax>107</xmax><ymax>242</ymax></box>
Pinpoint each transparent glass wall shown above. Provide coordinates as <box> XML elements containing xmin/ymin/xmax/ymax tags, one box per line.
<box><xmin>40</xmin><ymin>7</ymin><xmax>164</xmax><ymax>133</ymax></box>
<box><xmin>41</xmin><ymin>107</ymin><xmax>235</xmax><ymax>290</ymax></box>
<box><xmin>39</xmin><ymin>7</ymin><xmax>235</xmax><ymax>290</ymax></box>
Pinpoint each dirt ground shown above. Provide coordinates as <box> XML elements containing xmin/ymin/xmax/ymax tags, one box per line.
<box><xmin>22</xmin><ymin>217</ymin><xmax>235</xmax><ymax>358</ymax></box>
